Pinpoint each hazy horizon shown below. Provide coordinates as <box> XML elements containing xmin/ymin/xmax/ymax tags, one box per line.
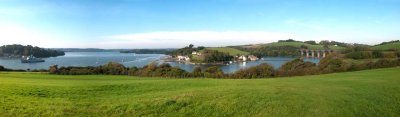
<box><xmin>1</xmin><ymin>0</ymin><xmax>399</xmax><ymax>49</ymax></box>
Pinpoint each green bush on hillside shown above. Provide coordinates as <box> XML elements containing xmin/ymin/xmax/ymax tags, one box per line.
<box><xmin>345</xmin><ymin>51</ymin><xmax>372</xmax><ymax>59</ymax></box>
<box><xmin>230</xmin><ymin>63</ymin><xmax>275</xmax><ymax>79</ymax></box>
<box><xmin>276</xmin><ymin>59</ymin><xmax>318</xmax><ymax>77</ymax></box>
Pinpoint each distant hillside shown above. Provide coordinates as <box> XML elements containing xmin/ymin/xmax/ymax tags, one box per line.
<box><xmin>51</xmin><ymin>48</ymin><xmax>114</xmax><ymax>52</ymax></box>
<box><xmin>0</xmin><ymin>44</ymin><xmax>65</xmax><ymax>58</ymax></box>
<box><xmin>120</xmin><ymin>49</ymin><xmax>176</xmax><ymax>54</ymax></box>
<box><xmin>242</xmin><ymin>42</ymin><xmax>345</xmax><ymax>50</ymax></box>
<box><xmin>372</xmin><ymin>42</ymin><xmax>400</xmax><ymax>50</ymax></box>
<box><xmin>206</xmin><ymin>47</ymin><xmax>249</xmax><ymax>56</ymax></box>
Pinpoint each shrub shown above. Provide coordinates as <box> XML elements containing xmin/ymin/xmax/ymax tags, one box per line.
<box><xmin>231</xmin><ymin>63</ymin><xmax>275</xmax><ymax>79</ymax></box>
<box><xmin>396</xmin><ymin>51</ymin><xmax>400</xmax><ymax>57</ymax></box>
<box><xmin>372</xmin><ymin>50</ymin><xmax>383</xmax><ymax>58</ymax></box>
<box><xmin>191</xmin><ymin>67</ymin><xmax>203</xmax><ymax>77</ymax></box>
<box><xmin>383</xmin><ymin>52</ymin><xmax>397</xmax><ymax>59</ymax></box>
<box><xmin>101</xmin><ymin>62</ymin><xmax>127</xmax><ymax>75</ymax></box>
<box><xmin>373</xmin><ymin>59</ymin><xmax>397</xmax><ymax>68</ymax></box>
<box><xmin>49</xmin><ymin>65</ymin><xmax>58</xmax><ymax>74</ymax></box>
<box><xmin>345</xmin><ymin>51</ymin><xmax>372</xmax><ymax>59</ymax></box>
<box><xmin>0</xmin><ymin>65</ymin><xmax>6</xmax><ymax>71</ymax></box>
<box><xmin>127</xmin><ymin>67</ymin><xmax>139</xmax><ymax>76</ymax></box>
<box><xmin>276</xmin><ymin>58</ymin><xmax>318</xmax><ymax>77</ymax></box>
<box><xmin>319</xmin><ymin>54</ymin><xmax>349</xmax><ymax>73</ymax></box>
<box><xmin>204</xmin><ymin>66</ymin><xmax>225</xmax><ymax>78</ymax></box>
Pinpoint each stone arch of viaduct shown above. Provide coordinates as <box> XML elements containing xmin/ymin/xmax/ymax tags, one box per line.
<box><xmin>299</xmin><ymin>49</ymin><xmax>335</xmax><ymax>58</ymax></box>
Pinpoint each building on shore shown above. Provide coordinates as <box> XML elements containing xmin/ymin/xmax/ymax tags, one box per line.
<box><xmin>248</xmin><ymin>55</ymin><xmax>259</xmax><ymax>61</ymax></box>
<box><xmin>177</xmin><ymin>55</ymin><xmax>190</xmax><ymax>61</ymax></box>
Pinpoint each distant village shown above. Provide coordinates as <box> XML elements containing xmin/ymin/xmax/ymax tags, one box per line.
<box><xmin>175</xmin><ymin>50</ymin><xmax>259</xmax><ymax>64</ymax></box>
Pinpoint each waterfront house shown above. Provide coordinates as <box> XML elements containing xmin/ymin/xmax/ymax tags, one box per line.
<box><xmin>177</xmin><ymin>55</ymin><xmax>190</xmax><ymax>61</ymax></box>
<box><xmin>248</xmin><ymin>55</ymin><xmax>259</xmax><ymax>61</ymax></box>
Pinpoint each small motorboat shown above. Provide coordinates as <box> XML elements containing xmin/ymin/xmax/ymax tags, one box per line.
<box><xmin>21</xmin><ymin>55</ymin><xmax>45</xmax><ymax>63</ymax></box>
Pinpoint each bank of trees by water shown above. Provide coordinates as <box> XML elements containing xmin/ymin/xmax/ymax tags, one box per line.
<box><xmin>0</xmin><ymin>44</ymin><xmax>65</xmax><ymax>58</ymax></box>
<box><xmin>43</xmin><ymin>53</ymin><xmax>400</xmax><ymax>79</ymax></box>
<box><xmin>120</xmin><ymin>49</ymin><xmax>175</xmax><ymax>54</ymax></box>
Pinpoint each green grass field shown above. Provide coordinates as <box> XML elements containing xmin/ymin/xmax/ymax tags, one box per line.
<box><xmin>260</xmin><ymin>42</ymin><xmax>345</xmax><ymax>50</ymax></box>
<box><xmin>372</xmin><ymin>42</ymin><xmax>400</xmax><ymax>50</ymax></box>
<box><xmin>242</xmin><ymin>42</ymin><xmax>345</xmax><ymax>50</ymax></box>
<box><xmin>207</xmin><ymin>47</ymin><xmax>250</xmax><ymax>56</ymax></box>
<box><xmin>1</xmin><ymin>68</ymin><xmax>400</xmax><ymax>116</ymax></box>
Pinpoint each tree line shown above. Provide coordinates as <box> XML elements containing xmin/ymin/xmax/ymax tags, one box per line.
<box><xmin>120</xmin><ymin>49</ymin><xmax>175</xmax><ymax>54</ymax></box>
<box><xmin>45</xmin><ymin>53</ymin><xmax>400</xmax><ymax>78</ymax></box>
<box><xmin>0</xmin><ymin>44</ymin><xmax>65</xmax><ymax>58</ymax></box>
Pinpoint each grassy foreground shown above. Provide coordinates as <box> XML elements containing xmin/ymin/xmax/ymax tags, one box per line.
<box><xmin>1</xmin><ymin>68</ymin><xmax>400</xmax><ymax>116</ymax></box>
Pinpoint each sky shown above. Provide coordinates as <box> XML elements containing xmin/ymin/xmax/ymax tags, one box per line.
<box><xmin>0</xmin><ymin>0</ymin><xmax>399</xmax><ymax>49</ymax></box>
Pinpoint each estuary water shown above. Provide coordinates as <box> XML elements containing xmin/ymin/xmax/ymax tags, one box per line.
<box><xmin>0</xmin><ymin>52</ymin><xmax>320</xmax><ymax>73</ymax></box>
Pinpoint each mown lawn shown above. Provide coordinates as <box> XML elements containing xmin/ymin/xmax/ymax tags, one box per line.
<box><xmin>1</xmin><ymin>67</ymin><xmax>400</xmax><ymax>116</ymax></box>
<box><xmin>207</xmin><ymin>47</ymin><xmax>250</xmax><ymax>56</ymax></box>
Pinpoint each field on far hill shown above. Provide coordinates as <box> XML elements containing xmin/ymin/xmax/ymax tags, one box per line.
<box><xmin>242</xmin><ymin>42</ymin><xmax>345</xmax><ymax>50</ymax></box>
<box><xmin>1</xmin><ymin>68</ymin><xmax>400</xmax><ymax>116</ymax></box>
<box><xmin>372</xmin><ymin>42</ymin><xmax>400</xmax><ymax>50</ymax></box>
<box><xmin>207</xmin><ymin>47</ymin><xmax>250</xmax><ymax>56</ymax></box>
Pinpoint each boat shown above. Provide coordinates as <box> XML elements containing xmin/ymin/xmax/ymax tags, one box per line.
<box><xmin>21</xmin><ymin>55</ymin><xmax>45</xmax><ymax>63</ymax></box>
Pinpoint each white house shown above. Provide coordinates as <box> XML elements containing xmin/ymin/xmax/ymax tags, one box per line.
<box><xmin>248</xmin><ymin>55</ymin><xmax>259</xmax><ymax>61</ymax></box>
<box><xmin>177</xmin><ymin>56</ymin><xmax>190</xmax><ymax>61</ymax></box>
<box><xmin>192</xmin><ymin>51</ymin><xmax>201</xmax><ymax>55</ymax></box>
<box><xmin>238</xmin><ymin>55</ymin><xmax>247</xmax><ymax>61</ymax></box>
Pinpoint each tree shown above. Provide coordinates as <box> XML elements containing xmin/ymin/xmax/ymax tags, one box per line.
<box><xmin>318</xmin><ymin>53</ymin><xmax>349</xmax><ymax>73</ymax></box>
<box><xmin>300</xmin><ymin>45</ymin><xmax>308</xmax><ymax>49</ymax></box>
<box><xmin>191</xmin><ymin>67</ymin><xmax>203</xmax><ymax>77</ymax></box>
<box><xmin>372</xmin><ymin>50</ymin><xmax>383</xmax><ymax>58</ymax></box>
<box><xmin>197</xmin><ymin>46</ymin><xmax>205</xmax><ymax>50</ymax></box>
<box><xmin>277</xmin><ymin>58</ymin><xmax>318</xmax><ymax>76</ymax></box>
<box><xmin>232</xmin><ymin>63</ymin><xmax>275</xmax><ymax>78</ymax></box>
<box><xmin>49</xmin><ymin>65</ymin><xmax>59</xmax><ymax>74</ymax></box>
<box><xmin>304</xmin><ymin>40</ymin><xmax>317</xmax><ymax>45</ymax></box>
<box><xmin>188</xmin><ymin>44</ymin><xmax>194</xmax><ymax>48</ymax></box>
<box><xmin>204</xmin><ymin>66</ymin><xmax>224</xmax><ymax>78</ymax></box>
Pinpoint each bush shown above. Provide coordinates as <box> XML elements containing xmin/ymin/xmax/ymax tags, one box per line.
<box><xmin>204</xmin><ymin>66</ymin><xmax>225</xmax><ymax>78</ymax></box>
<box><xmin>127</xmin><ymin>67</ymin><xmax>139</xmax><ymax>76</ymax></box>
<box><xmin>396</xmin><ymin>51</ymin><xmax>400</xmax><ymax>57</ymax></box>
<box><xmin>372</xmin><ymin>50</ymin><xmax>383</xmax><ymax>58</ymax></box>
<box><xmin>345</xmin><ymin>51</ymin><xmax>372</xmax><ymax>59</ymax></box>
<box><xmin>134</xmin><ymin>63</ymin><xmax>189</xmax><ymax>78</ymax></box>
<box><xmin>101</xmin><ymin>62</ymin><xmax>127</xmax><ymax>75</ymax></box>
<box><xmin>383</xmin><ymin>52</ymin><xmax>397</xmax><ymax>59</ymax></box>
<box><xmin>231</xmin><ymin>63</ymin><xmax>275</xmax><ymax>79</ymax></box>
<box><xmin>191</xmin><ymin>67</ymin><xmax>203</xmax><ymax>77</ymax></box>
<box><xmin>319</xmin><ymin>54</ymin><xmax>350</xmax><ymax>73</ymax></box>
<box><xmin>0</xmin><ymin>65</ymin><xmax>6</xmax><ymax>71</ymax></box>
<box><xmin>49</xmin><ymin>65</ymin><xmax>58</xmax><ymax>74</ymax></box>
<box><xmin>372</xmin><ymin>59</ymin><xmax>398</xmax><ymax>68</ymax></box>
<box><xmin>276</xmin><ymin>58</ymin><xmax>318</xmax><ymax>77</ymax></box>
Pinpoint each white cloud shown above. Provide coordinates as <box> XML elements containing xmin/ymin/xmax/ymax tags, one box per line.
<box><xmin>0</xmin><ymin>22</ymin><xmax>72</xmax><ymax>48</ymax></box>
<box><xmin>102</xmin><ymin>31</ymin><xmax>292</xmax><ymax>48</ymax></box>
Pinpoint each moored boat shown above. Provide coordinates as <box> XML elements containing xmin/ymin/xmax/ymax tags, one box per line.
<box><xmin>21</xmin><ymin>55</ymin><xmax>45</xmax><ymax>63</ymax></box>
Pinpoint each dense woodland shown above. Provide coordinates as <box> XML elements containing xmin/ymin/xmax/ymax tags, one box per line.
<box><xmin>0</xmin><ymin>44</ymin><xmax>65</xmax><ymax>58</ymax></box>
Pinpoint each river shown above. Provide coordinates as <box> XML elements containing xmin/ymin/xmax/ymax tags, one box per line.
<box><xmin>0</xmin><ymin>52</ymin><xmax>320</xmax><ymax>73</ymax></box>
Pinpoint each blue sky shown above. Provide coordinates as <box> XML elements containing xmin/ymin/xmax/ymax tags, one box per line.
<box><xmin>0</xmin><ymin>0</ymin><xmax>399</xmax><ymax>48</ymax></box>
